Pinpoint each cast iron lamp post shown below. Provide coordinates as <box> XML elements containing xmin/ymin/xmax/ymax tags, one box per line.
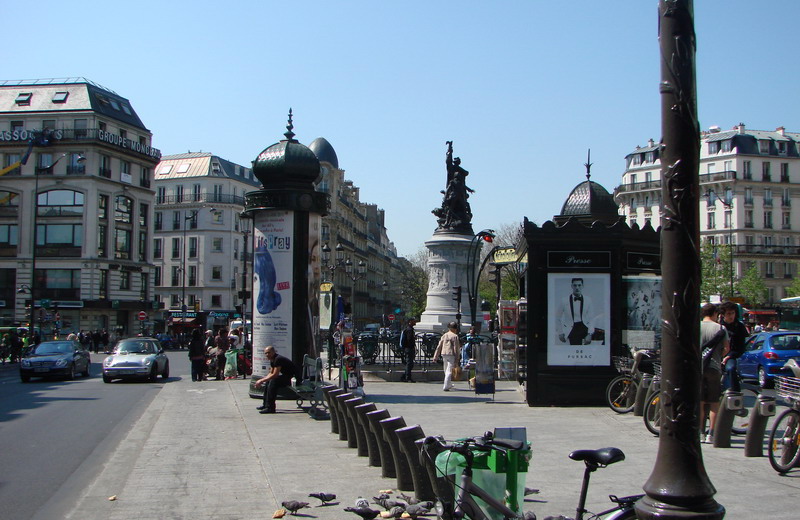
<box><xmin>321</xmin><ymin>242</ymin><xmax>346</xmax><ymax>281</ymax></box>
<box><xmin>466</xmin><ymin>228</ymin><xmax>495</xmax><ymax>328</ymax></box>
<box><xmin>344</xmin><ymin>257</ymin><xmax>367</xmax><ymax>325</ymax></box>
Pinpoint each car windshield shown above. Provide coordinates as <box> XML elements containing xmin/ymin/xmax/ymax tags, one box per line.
<box><xmin>116</xmin><ymin>341</ymin><xmax>156</xmax><ymax>354</ymax></box>
<box><xmin>34</xmin><ymin>342</ymin><xmax>74</xmax><ymax>355</ymax></box>
<box><xmin>771</xmin><ymin>335</ymin><xmax>800</xmax><ymax>351</ymax></box>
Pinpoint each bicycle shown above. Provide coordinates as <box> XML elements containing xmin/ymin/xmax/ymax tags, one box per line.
<box><xmin>768</xmin><ymin>375</ymin><xmax>800</xmax><ymax>474</ymax></box>
<box><xmin>605</xmin><ymin>347</ymin><xmax>658</xmax><ymax>414</ymax></box>
<box><xmin>420</xmin><ymin>432</ymin><xmax>641</xmax><ymax>520</ymax></box>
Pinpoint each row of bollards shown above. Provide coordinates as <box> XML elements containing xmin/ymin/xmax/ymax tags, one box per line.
<box><xmin>321</xmin><ymin>385</ymin><xmax>441</xmax><ymax>501</ymax></box>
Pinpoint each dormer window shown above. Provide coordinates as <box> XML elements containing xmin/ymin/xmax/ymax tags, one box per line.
<box><xmin>15</xmin><ymin>92</ymin><xmax>32</xmax><ymax>105</ymax></box>
<box><xmin>708</xmin><ymin>141</ymin><xmax>720</xmax><ymax>154</ymax></box>
<box><xmin>52</xmin><ymin>92</ymin><xmax>69</xmax><ymax>103</ymax></box>
<box><xmin>631</xmin><ymin>154</ymin><xmax>642</xmax><ymax>166</ymax></box>
<box><xmin>759</xmin><ymin>140</ymin><xmax>771</xmax><ymax>154</ymax></box>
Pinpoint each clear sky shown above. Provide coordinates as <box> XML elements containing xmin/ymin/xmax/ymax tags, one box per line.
<box><xmin>5</xmin><ymin>1</ymin><xmax>799</xmax><ymax>257</ymax></box>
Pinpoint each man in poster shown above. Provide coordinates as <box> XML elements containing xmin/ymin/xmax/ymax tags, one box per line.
<box><xmin>557</xmin><ymin>278</ymin><xmax>595</xmax><ymax>345</ymax></box>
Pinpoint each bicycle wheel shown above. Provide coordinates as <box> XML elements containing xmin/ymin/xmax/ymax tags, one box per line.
<box><xmin>768</xmin><ymin>409</ymin><xmax>800</xmax><ymax>474</ymax></box>
<box><xmin>606</xmin><ymin>375</ymin><xmax>638</xmax><ymax>414</ymax></box>
<box><xmin>643</xmin><ymin>392</ymin><xmax>662</xmax><ymax>436</ymax></box>
<box><xmin>731</xmin><ymin>387</ymin><xmax>760</xmax><ymax>435</ymax></box>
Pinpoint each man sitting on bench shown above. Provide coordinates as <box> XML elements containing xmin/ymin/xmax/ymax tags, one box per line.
<box><xmin>255</xmin><ymin>346</ymin><xmax>297</xmax><ymax>414</ymax></box>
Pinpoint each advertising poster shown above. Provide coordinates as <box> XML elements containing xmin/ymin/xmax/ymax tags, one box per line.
<box><xmin>307</xmin><ymin>215</ymin><xmax>322</xmax><ymax>354</ymax></box>
<box><xmin>252</xmin><ymin>211</ymin><xmax>294</xmax><ymax>376</ymax></box>
<box><xmin>623</xmin><ymin>276</ymin><xmax>662</xmax><ymax>351</ymax></box>
<box><xmin>547</xmin><ymin>273</ymin><xmax>610</xmax><ymax>366</ymax></box>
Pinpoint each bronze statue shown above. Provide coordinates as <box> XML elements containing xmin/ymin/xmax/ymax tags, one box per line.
<box><xmin>433</xmin><ymin>141</ymin><xmax>474</xmax><ymax>233</ymax></box>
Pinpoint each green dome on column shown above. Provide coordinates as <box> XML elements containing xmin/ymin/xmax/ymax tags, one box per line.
<box><xmin>252</xmin><ymin>109</ymin><xmax>321</xmax><ymax>190</ymax></box>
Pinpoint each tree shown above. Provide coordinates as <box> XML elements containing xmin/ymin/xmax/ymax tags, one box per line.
<box><xmin>700</xmin><ymin>242</ymin><xmax>734</xmax><ymax>301</ymax></box>
<box><xmin>787</xmin><ymin>262</ymin><xmax>800</xmax><ymax>298</ymax></box>
<box><xmin>738</xmin><ymin>263</ymin><xmax>768</xmax><ymax>307</ymax></box>
<box><xmin>477</xmin><ymin>222</ymin><xmax>524</xmax><ymax>310</ymax></box>
<box><xmin>400</xmin><ymin>248</ymin><xmax>429</xmax><ymax>319</ymax></box>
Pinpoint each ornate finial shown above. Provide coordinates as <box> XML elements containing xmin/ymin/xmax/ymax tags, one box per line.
<box><xmin>284</xmin><ymin>108</ymin><xmax>296</xmax><ymax>141</ymax></box>
<box><xmin>584</xmin><ymin>148</ymin><xmax>593</xmax><ymax>181</ymax></box>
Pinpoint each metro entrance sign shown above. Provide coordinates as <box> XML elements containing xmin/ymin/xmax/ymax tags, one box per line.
<box><xmin>138</xmin><ymin>311</ymin><xmax>147</xmax><ymax>321</ymax></box>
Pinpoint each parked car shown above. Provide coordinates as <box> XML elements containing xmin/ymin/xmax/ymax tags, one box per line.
<box><xmin>738</xmin><ymin>331</ymin><xmax>800</xmax><ymax>388</ymax></box>
<box><xmin>102</xmin><ymin>338</ymin><xmax>169</xmax><ymax>383</ymax></box>
<box><xmin>156</xmin><ymin>334</ymin><xmax>175</xmax><ymax>350</ymax></box>
<box><xmin>19</xmin><ymin>340</ymin><xmax>91</xmax><ymax>382</ymax></box>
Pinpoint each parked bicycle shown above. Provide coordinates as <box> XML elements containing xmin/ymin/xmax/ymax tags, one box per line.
<box><xmin>606</xmin><ymin>346</ymin><xmax>658</xmax><ymax>414</ymax></box>
<box><xmin>769</xmin><ymin>373</ymin><xmax>800</xmax><ymax>474</ymax></box>
<box><xmin>420</xmin><ymin>432</ymin><xmax>641</xmax><ymax>520</ymax></box>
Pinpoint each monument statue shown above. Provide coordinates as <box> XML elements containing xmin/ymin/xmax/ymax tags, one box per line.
<box><xmin>432</xmin><ymin>141</ymin><xmax>474</xmax><ymax>233</ymax></box>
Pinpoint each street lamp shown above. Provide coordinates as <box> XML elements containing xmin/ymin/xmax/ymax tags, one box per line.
<box><xmin>466</xmin><ymin>228</ymin><xmax>495</xmax><ymax>328</ymax></box>
<box><xmin>707</xmin><ymin>190</ymin><xmax>734</xmax><ymax>299</ymax></box>
<box><xmin>321</xmin><ymin>242</ymin><xmax>346</xmax><ymax>280</ymax></box>
<box><xmin>238</xmin><ymin>212</ymin><xmax>253</xmax><ymax>348</ymax></box>
<box><xmin>344</xmin><ymin>257</ymin><xmax>367</xmax><ymax>325</ymax></box>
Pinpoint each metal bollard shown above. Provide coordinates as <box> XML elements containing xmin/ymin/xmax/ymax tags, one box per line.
<box><xmin>322</xmin><ymin>386</ymin><xmax>342</xmax><ymax>434</ymax></box>
<box><xmin>396</xmin><ymin>425</ymin><xmax>435</xmax><ymax>501</ymax></box>
<box><xmin>366</xmin><ymin>409</ymin><xmax>393</xmax><ymax>475</ymax></box>
<box><xmin>634</xmin><ymin>373</ymin><xmax>653</xmax><ymax>416</ymax></box>
<box><xmin>355</xmin><ymin>403</ymin><xmax>379</xmax><ymax>463</ymax></box>
<box><xmin>379</xmin><ymin>416</ymin><xmax>413</xmax><ymax>491</ymax></box>
<box><xmin>415</xmin><ymin>436</ymin><xmax>455</xmax><ymax>506</ymax></box>
<box><xmin>712</xmin><ymin>390</ymin><xmax>743</xmax><ymax>448</ymax></box>
<box><xmin>744</xmin><ymin>395</ymin><xmax>777</xmax><ymax>457</ymax></box>
<box><xmin>333</xmin><ymin>392</ymin><xmax>354</xmax><ymax>441</ymax></box>
<box><xmin>343</xmin><ymin>397</ymin><xmax>365</xmax><ymax>449</ymax></box>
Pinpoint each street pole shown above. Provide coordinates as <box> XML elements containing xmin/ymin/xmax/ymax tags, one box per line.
<box><xmin>636</xmin><ymin>2</ymin><xmax>725</xmax><ymax>518</ymax></box>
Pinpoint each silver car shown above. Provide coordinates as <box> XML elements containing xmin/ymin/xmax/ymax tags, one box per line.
<box><xmin>102</xmin><ymin>338</ymin><xmax>170</xmax><ymax>383</ymax></box>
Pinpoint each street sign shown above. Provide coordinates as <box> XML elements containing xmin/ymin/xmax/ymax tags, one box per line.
<box><xmin>138</xmin><ymin>311</ymin><xmax>147</xmax><ymax>321</ymax></box>
<box><xmin>388</xmin><ymin>314</ymin><xmax>395</xmax><ymax>321</ymax></box>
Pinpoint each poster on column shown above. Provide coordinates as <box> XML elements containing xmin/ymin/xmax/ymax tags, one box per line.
<box><xmin>622</xmin><ymin>276</ymin><xmax>662</xmax><ymax>351</ymax></box>
<box><xmin>547</xmin><ymin>273</ymin><xmax>610</xmax><ymax>366</ymax></box>
<box><xmin>252</xmin><ymin>210</ymin><xmax>294</xmax><ymax>376</ymax></box>
<box><xmin>307</xmin><ymin>214</ymin><xmax>322</xmax><ymax>353</ymax></box>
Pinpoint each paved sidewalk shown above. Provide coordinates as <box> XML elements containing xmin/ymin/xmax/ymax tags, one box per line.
<box><xmin>65</xmin><ymin>373</ymin><xmax>798</xmax><ymax>519</ymax></box>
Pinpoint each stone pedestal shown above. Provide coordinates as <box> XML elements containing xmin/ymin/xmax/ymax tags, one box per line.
<box><xmin>417</xmin><ymin>231</ymin><xmax>482</xmax><ymax>333</ymax></box>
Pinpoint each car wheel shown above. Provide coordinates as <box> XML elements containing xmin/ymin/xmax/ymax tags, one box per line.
<box><xmin>82</xmin><ymin>360</ymin><xmax>91</xmax><ymax>378</ymax></box>
<box><xmin>758</xmin><ymin>366</ymin><xmax>774</xmax><ymax>389</ymax></box>
<box><xmin>66</xmin><ymin>363</ymin><xmax>76</xmax><ymax>380</ymax></box>
<box><xmin>103</xmin><ymin>374</ymin><xmax>112</xmax><ymax>383</ymax></box>
<box><xmin>148</xmin><ymin>366</ymin><xmax>158</xmax><ymax>382</ymax></box>
<box><xmin>21</xmin><ymin>374</ymin><xmax>31</xmax><ymax>383</ymax></box>
<box><xmin>161</xmin><ymin>360</ymin><xmax>169</xmax><ymax>379</ymax></box>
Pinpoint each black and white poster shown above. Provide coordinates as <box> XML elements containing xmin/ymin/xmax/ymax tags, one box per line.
<box><xmin>547</xmin><ymin>273</ymin><xmax>610</xmax><ymax>366</ymax></box>
<box><xmin>623</xmin><ymin>276</ymin><xmax>662</xmax><ymax>351</ymax></box>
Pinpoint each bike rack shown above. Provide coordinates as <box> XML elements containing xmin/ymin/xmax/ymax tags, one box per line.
<box><xmin>744</xmin><ymin>395</ymin><xmax>777</xmax><ymax>457</ymax></box>
<box><xmin>321</xmin><ymin>385</ymin><xmax>343</xmax><ymax>435</ymax></box>
<box><xmin>396</xmin><ymin>424</ymin><xmax>436</xmax><ymax>501</ymax></box>
<box><xmin>366</xmin><ymin>409</ymin><xmax>393</xmax><ymax>476</ymax></box>
<box><xmin>712</xmin><ymin>389</ymin><xmax>743</xmax><ymax>448</ymax></box>
<box><xmin>634</xmin><ymin>373</ymin><xmax>652</xmax><ymax>416</ymax></box>
<box><xmin>354</xmin><ymin>402</ymin><xmax>379</xmax><ymax>464</ymax></box>
<box><xmin>343</xmin><ymin>397</ymin><xmax>365</xmax><ymax>449</ymax></box>
<box><xmin>379</xmin><ymin>416</ymin><xmax>414</xmax><ymax>491</ymax></box>
<box><xmin>333</xmin><ymin>392</ymin><xmax>354</xmax><ymax>441</ymax></box>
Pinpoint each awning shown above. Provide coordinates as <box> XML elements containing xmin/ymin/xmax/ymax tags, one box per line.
<box><xmin>746</xmin><ymin>310</ymin><xmax>777</xmax><ymax>316</ymax></box>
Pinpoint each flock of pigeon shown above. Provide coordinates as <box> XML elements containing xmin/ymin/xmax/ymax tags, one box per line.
<box><xmin>273</xmin><ymin>490</ymin><xmax>434</xmax><ymax>519</ymax></box>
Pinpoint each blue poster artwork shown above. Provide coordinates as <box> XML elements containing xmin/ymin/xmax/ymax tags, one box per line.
<box><xmin>255</xmin><ymin>243</ymin><xmax>282</xmax><ymax>314</ymax></box>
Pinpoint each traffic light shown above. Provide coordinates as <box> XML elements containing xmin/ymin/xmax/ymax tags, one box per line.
<box><xmin>488</xmin><ymin>265</ymin><xmax>501</xmax><ymax>284</ymax></box>
<box><xmin>452</xmin><ymin>286</ymin><xmax>462</xmax><ymax>304</ymax></box>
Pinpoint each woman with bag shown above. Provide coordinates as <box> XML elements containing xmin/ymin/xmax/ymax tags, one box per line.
<box><xmin>699</xmin><ymin>303</ymin><xmax>730</xmax><ymax>443</ymax></box>
<box><xmin>433</xmin><ymin>322</ymin><xmax>461</xmax><ymax>392</ymax></box>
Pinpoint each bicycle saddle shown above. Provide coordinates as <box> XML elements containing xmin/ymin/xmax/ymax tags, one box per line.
<box><xmin>568</xmin><ymin>447</ymin><xmax>625</xmax><ymax>466</ymax></box>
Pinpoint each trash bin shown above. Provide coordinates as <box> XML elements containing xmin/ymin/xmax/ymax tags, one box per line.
<box><xmin>435</xmin><ymin>441</ymin><xmax>530</xmax><ymax>520</ymax></box>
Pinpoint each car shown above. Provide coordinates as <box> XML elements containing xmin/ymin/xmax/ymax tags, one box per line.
<box><xmin>738</xmin><ymin>331</ymin><xmax>800</xmax><ymax>388</ymax></box>
<box><xmin>156</xmin><ymin>333</ymin><xmax>175</xmax><ymax>350</ymax></box>
<box><xmin>102</xmin><ymin>338</ymin><xmax>170</xmax><ymax>383</ymax></box>
<box><xmin>19</xmin><ymin>340</ymin><xmax>91</xmax><ymax>382</ymax></box>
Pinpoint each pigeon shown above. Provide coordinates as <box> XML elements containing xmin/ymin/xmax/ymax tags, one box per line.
<box><xmin>355</xmin><ymin>497</ymin><xmax>371</xmax><ymax>509</ymax></box>
<box><xmin>372</xmin><ymin>493</ymin><xmax>391</xmax><ymax>502</ymax></box>
<box><xmin>524</xmin><ymin>487</ymin><xmax>540</xmax><ymax>496</ymax></box>
<box><xmin>344</xmin><ymin>506</ymin><xmax>382</xmax><ymax>520</ymax></box>
<box><xmin>380</xmin><ymin>506</ymin><xmax>405</xmax><ymax>518</ymax></box>
<box><xmin>397</xmin><ymin>493</ymin><xmax>419</xmax><ymax>505</ymax></box>
<box><xmin>402</xmin><ymin>503</ymin><xmax>431</xmax><ymax>519</ymax></box>
<box><xmin>374</xmin><ymin>497</ymin><xmax>407</xmax><ymax>510</ymax></box>
<box><xmin>309</xmin><ymin>492</ymin><xmax>337</xmax><ymax>506</ymax></box>
<box><xmin>280</xmin><ymin>501</ymin><xmax>310</xmax><ymax>515</ymax></box>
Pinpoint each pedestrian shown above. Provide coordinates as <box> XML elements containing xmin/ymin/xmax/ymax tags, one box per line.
<box><xmin>213</xmin><ymin>328</ymin><xmax>229</xmax><ymax>380</ymax></box>
<box><xmin>461</xmin><ymin>325</ymin><xmax>478</xmax><ymax>368</ymax></box>
<box><xmin>254</xmin><ymin>346</ymin><xmax>297</xmax><ymax>414</ymax></box>
<box><xmin>433</xmin><ymin>321</ymin><xmax>461</xmax><ymax>391</ymax></box>
<box><xmin>92</xmin><ymin>330</ymin><xmax>102</xmax><ymax>353</ymax></box>
<box><xmin>699</xmin><ymin>303</ymin><xmax>729</xmax><ymax>444</ymax></box>
<box><xmin>188</xmin><ymin>329</ymin><xmax>206</xmax><ymax>382</ymax></box>
<box><xmin>719</xmin><ymin>301</ymin><xmax>748</xmax><ymax>391</ymax></box>
<box><xmin>399</xmin><ymin>318</ymin><xmax>417</xmax><ymax>382</ymax></box>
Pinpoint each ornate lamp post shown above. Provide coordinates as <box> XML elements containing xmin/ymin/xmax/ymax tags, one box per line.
<box><xmin>321</xmin><ymin>242</ymin><xmax>346</xmax><ymax>281</ymax></box>
<box><xmin>466</xmin><ymin>229</ymin><xmax>495</xmax><ymax>328</ymax></box>
<box><xmin>344</xmin><ymin>256</ymin><xmax>367</xmax><ymax>326</ymax></box>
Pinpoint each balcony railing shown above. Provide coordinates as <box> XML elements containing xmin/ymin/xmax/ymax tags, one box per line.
<box><xmin>156</xmin><ymin>193</ymin><xmax>245</xmax><ymax>206</ymax></box>
<box><xmin>616</xmin><ymin>170</ymin><xmax>737</xmax><ymax>195</ymax></box>
<box><xmin>734</xmin><ymin>245</ymin><xmax>800</xmax><ymax>256</ymax></box>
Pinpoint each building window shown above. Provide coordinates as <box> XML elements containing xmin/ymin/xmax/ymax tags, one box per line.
<box><xmin>138</xmin><ymin>231</ymin><xmax>147</xmax><ymax>262</ymax></box>
<box><xmin>154</xmin><ymin>266</ymin><xmax>162</xmax><ymax>286</ymax></box>
<box><xmin>212</xmin><ymin>266</ymin><xmax>222</xmax><ymax>280</ymax></box>
<box><xmin>37</xmin><ymin>152</ymin><xmax>54</xmax><ymax>174</ymax></box>
<box><xmin>158</xmin><ymin>164</ymin><xmax>172</xmax><ymax>175</ymax></box>
<box><xmin>156</xmin><ymin>187</ymin><xmax>166</xmax><ymax>204</ymax></box>
<box><xmin>764</xmin><ymin>188</ymin><xmax>773</xmax><ymax>206</ymax></box>
<box><xmin>762</xmin><ymin>162</ymin><xmax>771</xmax><ymax>181</ymax></box>
<box><xmin>15</xmin><ymin>92</ymin><xmax>32</xmax><ymax>105</ymax></box>
<box><xmin>764</xmin><ymin>211</ymin><xmax>773</xmax><ymax>229</ymax></box>
<box><xmin>171</xmin><ymin>266</ymin><xmax>180</xmax><ymax>287</ymax></box>
<box><xmin>212</xmin><ymin>210</ymin><xmax>223</xmax><ymax>224</ymax></box>
<box><xmin>170</xmin><ymin>294</ymin><xmax>179</xmax><ymax>307</ymax></box>
<box><xmin>3</xmin><ymin>153</ymin><xmax>22</xmax><ymax>176</ymax></box>
<box><xmin>67</xmin><ymin>152</ymin><xmax>85</xmax><ymax>175</ymax></box>
<box><xmin>783</xmin><ymin>212</ymin><xmax>791</xmax><ymax>230</ymax></box>
<box><xmin>120</xmin><ymin>271</ymin><xmax>130</xmax><ymax>290</ymax></box>
<box><xmin>783</xmin><ymin>188</ymin><xmax>791</xmax><ymax>207</ymax></box>
<box><xmin>745</xmin><ymin>187</ymin><xmax>753</xmax><ymax>205</ymax></box>
<box><xmin>188</xmin><ymin>212</ymin><xmax>198</xmax><ymax>229</ymax></box>
<box><xmin>784</xmin><ymin>262</ymin><xmax>793</xmax><ymax>279</ymax></box>
<box><xmin>745</xmin><ymin>210</ymin><xmax>754</xmax><ymax>228</ymax></box>
<box><xmin>631</xmin><ymin>155</ymin><xmax>642</xmax><ymax>166</ymax></box>
<box><xmin>707</xmin><ymin>211</ymin><xmax>716</xmax><ymax>229</ymax></box>
<box><xmin>114</xmin><ymin>196</ymin><xmax>132</xmax><ymax>223</ymax></box>
<box><xmin>765</xmin><ymin>261</ymin><xmax>775</xmax><ymax>279</ymax></box>
<box><xmin>759</xmin><ymin>140</ymin><xmax>770</xmax><ymax>154</ymax></box>
<box><xmin>35</xmin><ymin>269</ymin><xmax>80</xmax><ymax>300</ymax></box>
<box><xmin>708</xmin><ymin>141</ymin><xmax>720</xmax><ymax>154</ymax></box>
<box><xmin>781</xmin><ymin>163</ymin><xmax>790</xmax><ymax>182</ymax></box>
<box><xmin>172</xmin><ymin>211</ymin><xmax>181</xmax><ymax>230</ymax></box>
<box><xmin>99</xmin><ymin>154</ymin><xmax>111</xmax><ymax>178</ymax></box>
<box><xmin>52</xmin><ymin>91</ymin><xmax>68</xmax><ymax>103</ymax></box>
<box><xmin>97</xmin><ymin>225</ymin><xmax>107</xmax><ymax>257</ymax></box>
<box><xmin>743</xmin><ymin>160</ymin><xmax>752</xmax><ymax>180</ymax></box>
<box><xmin>74</xmin><ymin>119</ymin><xmax>88</xmax><ymax>138</ymax></box>
<box><xmin>154</xmin><ymin>238</ymin><xmax>162</xmax><ymax>259</ymax></box>
<box><xmin>212</xmin><ymin>238</ymin><xmax>223</xmax><ymax>252</ymax></box>
<box><xmin>211</xmin><ymin>295</ymin><xmax>222</xmax><ymax>307</ymax></box>
<box><xmin>140</xmin><ymin>167</ymin><xmax>151</xmax><ymax>188</ymax></box>
<box><xmin>154</xmin><ymin>212</ymin><xmax>162</xmax><ymax>231</ymax></box>
<box><xmin>38</xmin><ymin>189</ymin><xmax>84</xmax><ymax>217</ymax></box>
<box><xmin>724</xmin><ymin>210</ymin><xmax>731</xmax><ymax>229</ymax></box>
<box><xmin>188</xmin><ymin>266</ymin><xmax>197</xmax><ymax>286</ymax></box>
<box><xmin>778</xmin><ymin>141</ymin><xmax>788</xmax><ymax>154</ymax></box>
<box><xmin>176</xmin><ymin>185</ymin><xmax>184</xmax><ymax>202</ymax></box>
<box><xmin>0</xmin><ymin>224</ymin><xmax>19</xmax><ymax>248</ymax></box>
<box><xmin>722</xmin><ymin>140</ymin><xmax>732</xmax><ymax>152</ymax></box>
<box><xmin>192</xmin><ymin>184</ymin><xmax>201</xmax><ymax>201</ymax></box>
<box><xmin>177</xmin><ymin>163</ymin><xmax>191</xmax><ymax>174</ymax></box>
<box><xmin>120</xmin><ymin>160</ymin><xmax>131</xmax><ymax>182</ymax></box>
<box><xmin>114</xmin><ymin>229</ymin><xmax>131</xmax><ymax>259</ymax></box>
<box><xmin>189</xmin><ymin>237</ymin><xmax>198</xmax><ymax>258</ymax></box>
<box><xmin>171</xmin><ymin>238</ymin><xmax>180</xmax><ymax>259</ymax></box>
<box><xmin>645</xmin><ymin>151</ymin><xmax>655</xmax><ymax>163</ymax></box>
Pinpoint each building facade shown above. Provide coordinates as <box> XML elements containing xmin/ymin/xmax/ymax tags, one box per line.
<box><xmin>615</xmin><ymin>123</ymin><xmax>800</xmax><ymax>305</ymax></box>
<box><xmin>0</xmin><ymin>78</ymin><xmax>160</xmax><ymax>336</ymax></box>
<box><xmin>152</xmin><ymin>152</ymin><xmax>260</xmax><ymax>334</ymax></box>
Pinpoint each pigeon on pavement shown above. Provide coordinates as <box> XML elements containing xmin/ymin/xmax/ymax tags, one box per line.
<box><xmin>309</xmin><ymin>492</ymin><xmax>337</xmax><ymax>506</ymax></box>
<box><xmin>344</xmin><ymin>506</ymin><xmax>381</xmax><ymax>520</ymax></box>
<box><xmin>280</xmin><ymin>501</ymin><xmax>310</xmax><ymax>515</ymax></box>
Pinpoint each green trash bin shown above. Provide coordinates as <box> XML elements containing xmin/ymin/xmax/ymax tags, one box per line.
<box><xmin>435</xmin><ymin>441</ymin><xmax>531</xmax><ymax>520</ymax></box>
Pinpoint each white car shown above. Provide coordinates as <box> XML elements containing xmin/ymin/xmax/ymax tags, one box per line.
<box><xmin>102</xmin><ymin>338</ymin><xmax>169</xmax><ymax>383</ymax></box>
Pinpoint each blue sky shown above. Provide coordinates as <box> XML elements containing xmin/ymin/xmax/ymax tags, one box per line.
<box><xmin>5</xmin><ymin>1</ymin><xmax>800</xmax><ymax>257</ymax></box>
